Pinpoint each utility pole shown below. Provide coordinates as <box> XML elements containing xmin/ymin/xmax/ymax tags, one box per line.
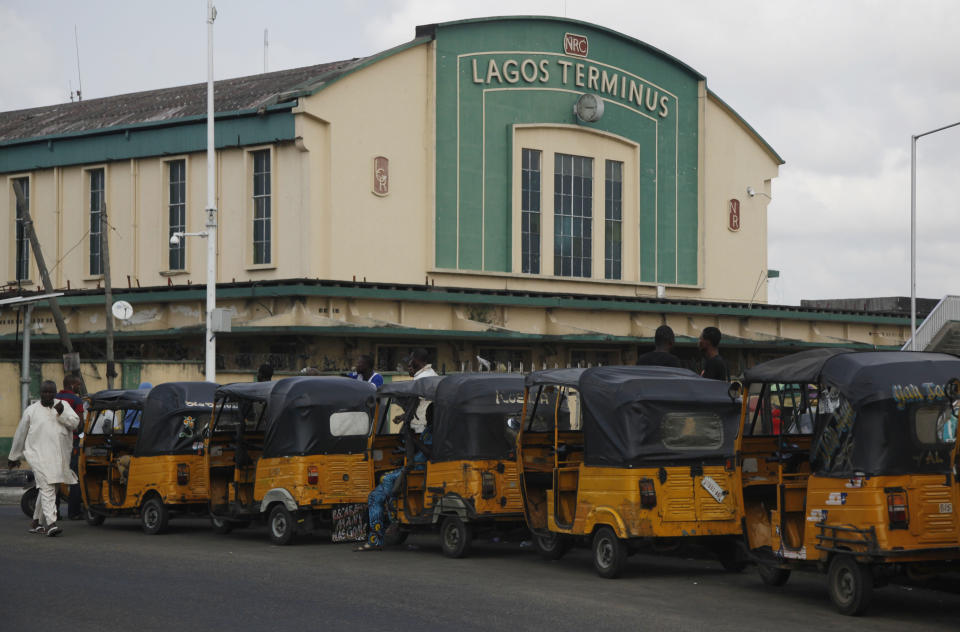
<box><xmin>11</xmin><ymin>179</ymin><xmax>87</xmax><ymax>395</ymax></box>
<box><xmin>101</xmin><ymin>200</ymin><xmax>116</xmax><ymax>389</ymax></box>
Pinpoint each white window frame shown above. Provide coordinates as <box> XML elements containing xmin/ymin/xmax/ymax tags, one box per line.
<box><xmin>247</xmin><ymin>146</ymin><xmax>275</xmax><ymax>269</ymax></box>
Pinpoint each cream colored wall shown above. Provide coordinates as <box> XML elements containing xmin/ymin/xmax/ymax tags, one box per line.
<box><xmin>701</xmin><ymin>94</ymin><xmax>780</xmax><ymax>303</ymax></box>
<box><xmin>295</xmin><ymin>43</ymin><xmax>434</xmax><ymax>284</ymax></box>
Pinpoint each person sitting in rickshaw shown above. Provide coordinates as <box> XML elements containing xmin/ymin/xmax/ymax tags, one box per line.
<box><xmin>355</xmin><ymin>405</ymin><xmax>433</xmax><ymax>551</ymax></box>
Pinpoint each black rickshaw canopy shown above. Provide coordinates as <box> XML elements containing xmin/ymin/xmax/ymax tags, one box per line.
<box><xmin>134</xmin><ymin>382</ymin><xmax>218</xmax><ymax>456</ymax></box>
<box><xmin>526</xmin><ymin>366</ymin><xmax>741</xmax><ymax>467</ymax></box>
<box><xmin>745</xmin><ymin>350</ymin><xmax>960</xmax><ymax>476</ymax></box>
<box><xmin>376</xmin><ymin>376</ymin><xmax>444</xmax><ymax>401</ymax></box>
<box><xmin>431</xmin><ymin>373</ymin><xmax>526</xmax><ymax>462</ymax></box>
<box><xmin>262</xmin><ymin>376</ymin><xmax>376</xmax><ymax>458</ymax></box>
<box><xmin>215</xmin><ymin>380</ymin><xmax>277</xmax><ymax>403</ymax></box>
<box><xmin>87</xmin><ymin>388</ymin><xmax>150</xmax><ymax>411</ymax></box>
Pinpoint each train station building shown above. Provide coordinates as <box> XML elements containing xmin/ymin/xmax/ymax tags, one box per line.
<box><xmin>0</xmin><ymin>17</ymin><xmax>912</xmax><ymax>451</ymax></box>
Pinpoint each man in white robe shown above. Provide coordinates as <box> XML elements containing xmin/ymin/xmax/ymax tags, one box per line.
<box><xmin>7</xmin><ymin>380</ymin><xmax>80</xmax><ymax>536</ymax></box>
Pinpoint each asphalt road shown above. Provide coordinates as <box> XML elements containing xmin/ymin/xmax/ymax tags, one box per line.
<box><xmin>0</xmin><ymin>506</ymin><xmax>958</xmax><ymax>631</ymax></box>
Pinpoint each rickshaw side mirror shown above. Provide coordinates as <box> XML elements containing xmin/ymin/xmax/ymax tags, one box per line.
<box><xmin>102</xmin><ymin>422</ymin><xmax>114</xmax><ymax>436</ymax></box>
<box><xmin>727</xmin><ymin>381</ymin><xmax>744</xmax><ymax>402</ymax></box>
<box><xmin>945</xmin><ymin>378</ymin><xmax>960</xmax><ymax>401</ymax></box>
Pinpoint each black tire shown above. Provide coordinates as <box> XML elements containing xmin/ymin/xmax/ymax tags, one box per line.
<box><xmin>141</xmin><ymin>497</ymin><xmax>170</xmax><ymax>535</ymax></box>
<box><xmin>714</xmin><ymin>540</ymin><xmax>748</xmax><ymax>573</ymax></box>
<box><xmin>440</xmin><ymin>515</ymin><xmax>473</xmax><ymax>558</ymax></box>
<box><xmin>593</xmin><ymin>526</ymin><xmax>628</xmax><ymax>579</ymax></box>
<box><xmin>385</xmin><ymin>528</ymin><xmax>409</xmax><ymax>547</ymax></box>
<box><xmin>20</xmin><ymin>487</ymin><xmax>38</xmax><ymax>518</ymax></box>
<box><xmin>85</xmin><ymin>507</ymin><xmax>106</xmax><ymax>526</ymax></box>
<box><xmin>211</xmin><ymin>516</ymin><xmax>233</xmax><ymax>535</ymax></box>
<box><xmin>827</xmin><ymin>555</ymin><xmax>873</xmax><ymax>616</ymax></box>
<box><xmin>758</xmin><ymin>564</ymin><xmax>791</xmax><ymax>587</ymax></box>
<box><xmin>267</xmin><ymin>504</ymin><xmax>297</xmax><ymax>545</ymax></box>
<box><xmin>534</xmin><ymin>531</ymin><xmax>572</xmax><ymax>561</ymax></box>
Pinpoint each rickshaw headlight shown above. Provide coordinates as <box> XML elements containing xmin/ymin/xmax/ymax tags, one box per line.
<box><xmin>638</xmin><ymin>478</ymin><xmax>657</xmax><ymax>509</ymax></box>
<box><xmin>886</xmin><ymin>490</ymin><xmax>909</xmax><ymax>529</ymax></box>
<box><xmin>177</xmin><ymin>463</ymin><xmax>190</xmax><ymax>485</ymax></box>
<box><xmin>307</xmin><ymin>466</ymin><xmax>319</xmax><ymax>485</ymax></box>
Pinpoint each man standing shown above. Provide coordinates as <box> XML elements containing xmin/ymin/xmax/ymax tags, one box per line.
<box><xmin>699</xmin><ymin>326</ymin><xmax>730</xmax><ymax>381</ymax></box>
<box><xmin>8</xmin><ymin>380</ymin><xmax>80</xmax><ymax>536</ymax></box>
<box><xmin>405</xmin><ymin>348</ymin><xmax>437</xmax><ymax>433</ymax></box>
<box><xmin>636</xmin><ymin>325</ymin><xmax>682</xmax><ymax>368</ymax></box>
<box><xmin>56</xmin><ymin>374</ymin><xmax>85</xmax><ymax>520</ymax></box>
<box><xmin>347</xmin><ymin>354</ymin><xmax>384</xmax><ymax>388</ymax></box>
<box><xmin>256</xmin><ymin>363</ymin><xmax>274</xmax><ymax>382</ymax></box>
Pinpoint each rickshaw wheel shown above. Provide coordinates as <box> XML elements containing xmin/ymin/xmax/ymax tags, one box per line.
<box><xmin>268</xmin><ymin>504</ymin><xmax>297</xmax><ymax>545</ymax></box>
<box><xmin>385</xmin><ymin>528</ymin><xmax>409</xmax><ymax>547</ymax></box>
<box><xmin>85</xmin><ymin>507</ymin><xmax>106</xmax><ymax>526</ymax></box>
<box><xmin>534</xmin><ymin>531</ymin><xmax>572</xmax><ymax>561</ymax></box>
<box><xmin>20</xmin><ymin>487</ymin><xmax>38</xmax><ymax>518</ymax></box>
<box><xmin>141</xmin><ymin>497</ymin><xmax>169</xmax><ymax>535</ymax></box>
<box><xmin>827</xmin><ymin>555</ymin><xmax>873</xmax><ymax>616</ymax></box>
<box><xmin>593</xmin><ymin>526</ymin><xmax>627</xmax><ymax>579</ymax></box>
<box><xmin>714</xmin><ymin>540</ymin><xmax>748</xmax><ymax>572</ymax></box>
<box><xmin>440</xmin><ymin>515</ymin><xmax>472</xmax><ymax>558</ymax></box>
<box><xmin>758</xmin><ymin>564</ymin><xmax>791</xmax><ymax>587</ymax></box>
<box><xmin>211</xmin><ymin>516</ymin><xmax>233</xmax><ymax>535</ymax></box>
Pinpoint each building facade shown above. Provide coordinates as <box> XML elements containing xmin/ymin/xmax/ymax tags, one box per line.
<box><xmin>0</xmin><ymin>17</ymin><xmax>909</xmax><ymax>452</ymax></box>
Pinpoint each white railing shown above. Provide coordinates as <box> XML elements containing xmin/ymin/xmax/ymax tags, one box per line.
<box><xmin>902</xmin><ymin>295</ymin><xmax>960</xmax><ymax>350</ymax></box>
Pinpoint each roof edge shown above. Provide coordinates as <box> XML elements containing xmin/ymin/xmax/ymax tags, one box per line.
<box><xmin>422</xmin><ymin>15</ymin><xmax>706</xmax><ymax>81</ymax></box>
<box><xmin>707</xmin><ymin>89</ymin><xmax>784</xmax><ymax>165</ymax></box>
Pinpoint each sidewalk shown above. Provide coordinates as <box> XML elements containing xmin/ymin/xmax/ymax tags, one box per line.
<box><xmin>0</xmin><ymin>487</ymin><xmax>23</xmax><ymax>506</ymax></box>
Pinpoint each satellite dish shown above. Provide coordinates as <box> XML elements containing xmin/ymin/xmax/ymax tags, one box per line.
<box><xmin>111</xmin><ymin>300</ymin><xmax>134</xmax><ymax>321</ymax></box>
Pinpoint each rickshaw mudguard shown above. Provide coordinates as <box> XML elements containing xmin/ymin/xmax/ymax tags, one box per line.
<box><xmin>260</xmin><ymin>488</ymin><xmax>298</xmax><ymax>513</ymax></box>
<box><xmin>581</xmin><ymin>506</ymin><xmax>629</xmax><ymax>539</ymax></box>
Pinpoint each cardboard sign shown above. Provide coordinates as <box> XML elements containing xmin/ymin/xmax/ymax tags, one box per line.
<box><xmin>331</xmin><ymin>503</ymin><xmax>368</xmax><ymax>543</ymax></box>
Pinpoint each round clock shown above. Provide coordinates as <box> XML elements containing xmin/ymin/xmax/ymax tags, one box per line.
<box><xmin>574</xmin><ymin>93</ymin><xmax>605</xmax><ymax>122</ymax></box>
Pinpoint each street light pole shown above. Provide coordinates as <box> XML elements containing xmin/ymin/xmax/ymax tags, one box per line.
<box><xmin>205</xmin><ymin>0</ymin><xmax>218</xmax><ymax>382</ymax></box>
<box><xmin>910</xmin><ymin>120</ymin><xmax>960</xmax><ymax>350</ymax></box>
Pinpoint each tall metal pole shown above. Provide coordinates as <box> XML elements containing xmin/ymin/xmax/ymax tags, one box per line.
<box><xmin>21</xmin><ymin>304</ymin><xmax>32</xmax><ymax>412</ymax></box>
<box><xmin>206</xmin><ymin>0</ymin><xmax>218</xmax><ymax>383</ymax></box>
<box><xmin>101</xmin><ymin>201</ymin><xmax>115</xmax><ymax>388</ymax></box>
<box><xmin>910</xmin><ymin>135</ymin><xmax>917</xmax><ymax>351</ymax></box>
<box><xmin>909</xmin><ymin>120</ymin><xmax>960</xmax><ymax>351</ymax></box>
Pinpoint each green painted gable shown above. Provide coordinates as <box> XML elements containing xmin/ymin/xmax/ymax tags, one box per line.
<box><xmin>431</xmin><ymin>17</ymin><xmax>701</xmax><ymax>285</ymax></box>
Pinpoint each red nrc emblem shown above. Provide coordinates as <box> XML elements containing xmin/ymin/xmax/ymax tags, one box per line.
<box><xmin>563</xmin><ymin>33</ymin><xmax>588</xmax><ymax>57</ymax></box>
<box><xmin>728</xmin><ymin>199</ymin><xmax>741</xmax><ymax>232</ymax></box>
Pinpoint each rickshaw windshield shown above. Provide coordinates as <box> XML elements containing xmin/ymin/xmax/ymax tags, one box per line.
<box><xmin>744</xmin><ymin>382</ymin><xmax>819</xmax><ymax>437</ymax></box>
<box><xmin>213</xmin><ymin>397</ymin><xmax>267</xmax><ymax>434</ymax></box>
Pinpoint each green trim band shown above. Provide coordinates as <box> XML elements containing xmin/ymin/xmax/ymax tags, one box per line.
<box><xmin>28</xmin><ymin>282</ymin><xmax>910</xmax><ymax>326</ymax></box>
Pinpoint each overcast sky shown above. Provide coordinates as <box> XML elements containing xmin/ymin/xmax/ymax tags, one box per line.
<box><xmin>2</xmin><ymin>0</ymin><xmax>959</xmax><ymax>306</ymax></box>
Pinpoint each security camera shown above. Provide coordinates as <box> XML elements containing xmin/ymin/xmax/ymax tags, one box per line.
<box><xmin>170</xmin><ymin>234</ymin><xmax>181</xmax><ymax>245</ymax></box>
<box><xmin>746</xmin><ymin>186</ymin><xmax>756</xmax><ymax>198</ymax></box>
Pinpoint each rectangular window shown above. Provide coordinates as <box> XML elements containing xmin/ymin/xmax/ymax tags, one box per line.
<box><xmin>553</xmin><ymin>153</ymin><xmax>592</xmax><ymax>278</ymax></box>
<box><xmin>13</xmin><ymin>178</ymin><xmax>30</xmax><ymax>281</ymax></box>
<box><xmin>252</xmin><ymin>149</ymin><xmax>271</xmax><ymax>265</ymax></box>
<box><xmin>89</xmin><ymin>169</ymin><xmax>105</xmax><ymax>276</ymax></box>
<box><xmin>168</xmin><ymin>160</ymin><xmax>186</xmax><ymax>270</ymax></box>
<box><xmin>521</xmin><ymin>149</ymin><xmax>541</xmax><ymax>274</ymax></box>
<box><xmin>604</xmin><ymin>160</ymin><xmax>623</xmax><ymax>280</ymax></box>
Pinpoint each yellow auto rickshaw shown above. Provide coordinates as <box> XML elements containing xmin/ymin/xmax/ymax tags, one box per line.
<box><xmin>374</xmin><ymin>373</ymin><xmax>532</xmax><ymax>557</ymax></box>
<box><xmin>740</xmin><ymin>349</ymin><xmax>960</xmax><ymax>615</ymax></box>
<box><xmin>517</xmin><ymin>366</ymin><xmax>744</xmax><ymax>577</ymax></box>
<box><xmin>206</xmin><ymin>376</ymin><xmax>376</xmax><ymax>544</ymax></box>
<box><xmin>80</xmin><ymin>382</ymin><xmax>217</xmax><ymax>534</ymax></box>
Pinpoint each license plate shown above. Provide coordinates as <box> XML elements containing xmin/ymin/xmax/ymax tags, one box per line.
<box><xmin>700</xmin><ymin>475</ymin><xmax>727</xmax><ymax>504</ymax></box>
<box><xmin>940</xmin><ymin>502</ymin><xmax>953</xmax><ymax>514</ymax></box>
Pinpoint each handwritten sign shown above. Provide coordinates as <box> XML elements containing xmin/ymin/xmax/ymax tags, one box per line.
<box><xmin>331</xmin><ymin>503</ymin><xmax>368</xmax><ymax>543</ymax></box>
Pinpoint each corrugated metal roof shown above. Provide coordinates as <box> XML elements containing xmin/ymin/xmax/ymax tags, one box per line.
<box><xmin>0</xmin><ymin>58</ymin><xmax>365</xmax><ymax>143</ymax></box>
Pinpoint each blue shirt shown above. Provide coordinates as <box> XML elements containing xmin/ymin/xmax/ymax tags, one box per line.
<box><xmin>348</xmin><ymin>371</ymin><xmax>384</xmax><ymax>388</ymax></box>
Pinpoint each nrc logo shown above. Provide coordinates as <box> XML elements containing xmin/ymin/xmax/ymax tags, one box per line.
<box><xmin>563</xmin><ymin>32</ymin><xmax>588</xmax><ymax>57</ymax></box>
